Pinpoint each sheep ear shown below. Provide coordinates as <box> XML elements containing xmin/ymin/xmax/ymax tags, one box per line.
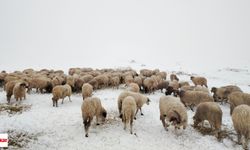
<box><xmin>173</xmin><ymin>110</ymin><xmax>181</xmax><ymax>123</ymax></box>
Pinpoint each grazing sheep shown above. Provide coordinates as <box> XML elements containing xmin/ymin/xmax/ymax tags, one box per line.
<box><xmin>178</xmin><ymin>90</ymin><xmax>214</xmax><ymax>111</ymax></box>
<box><xmin>82</xmin><ymin>83</ymin><xmax>93</xmax><ymax>100</ymax></box>
<box><xmin>170</xmin><ymin>74</ymin><xmax>179</xmax><ymax>81</ymax></box>
<box><xmin>13</xmin><ymin>82</ymin><xmax>27</xmax><ymax>102</ymax></box>
<box><xmin>122</xmin><ymin>96</ymin><xmax>137</xmax><ymax>134</ymax></box>
<box><xmin>88</xmin><ymin>78</ymin><xmax>98</xmax><ymax>90</ymax></box>
<box><xmin>190</xmin><ymin>76</ymin><xmax>208</xmax><ymax>88</ymax></box>
<box><xmin>179</xmin><ymin>81</ymin><xmax>190</xmax><ymax>88</ymax></box>
<box><xmin>94</xmin><ymin>75</ymin><xmax>109</xmax><ymax>89</ymax></box>
<box><xmin>232</xmin><ymin>105</ymin><xmax>250</xmax><ymax>149</ymax></box>
<box><xmin>134</xmin><ymin>76</ymin><xmax>143</xmax><ymax>91</ymax></box>
<box><xmin>157</xmin><ymin>80</ymin><xmax>169</xmax><ymax>93</ymax></box>
<box><xmin>211</xmin><ymin>85</ymin><xmax>242</xmax><ymax>104</ymax></box>
<box><xmin>52</xmin><ymin>84</ymin><xmax>72</xmax><ymax>107</ymax></box>
<box><xmin>156</xmin><ymin>71</ymin><xmax>167</xmax><ymax>80</ymax></box>
<box><xmin>28</xmin><ymin>77</ymin><xmax>52</xmax><ymax>93</ymax></box>
<box><xmin>165</xmin><ymin>80</ymin><xmax>179</xmax><ymax>96</ymax></box>
<box><xmin>81</xmin><ymin>97</ymin><xmax>107</xmax><ymax>137</ymax></box>
<box><xmin>110</xmin><ymin>76</ymin><xmax>120</xmax><ymax>89</ymax></box>
<box><xmin>159</xmin><ymin>95</ymin><xmax>188</xmax><ymax>131</ymax></box>
<box><xmin>193</xmin><ymin>102</ymin><xmax>222</xmax><ymax>138</ymax></box>
<box><xmin>117</xmin><ymin>91</ymin><xmax>150</xmax><ymax>118</ymax></box>
<box><xmin>143</xmin><ymin>77</ymin><xmax>158</xmax><ymax>93</ymax></box>
<box><xmin>128</xmin><ymin>83</ymin><xmax>140</xmax><ymax>93</ymax></box>
<box><xmin>228</xmin><ymin>92</ymin><xmax>250</xmax><ymax>115</ymax></box>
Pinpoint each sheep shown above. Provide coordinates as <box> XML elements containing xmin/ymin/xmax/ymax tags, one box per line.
<box><xmin>143</xmin><ymin>77</ymin><xmax>158</xmax><ymax>93</ymax></box>
<box><xmin>82</xmin><ymin>83</ymin><xmax>93</xmax><ymax>100</ymax></box>
<box><xmin>156</xmin><ymin>71</ymin><xmax>167</xmax><ymax>80</ymax></box>
<box><xmin>133</xmin><ymin>76</ymin><xmax>143</xmax><ymax>91</ymax></box>
<box><xmin>28</xmin><ymin>77</ymin><xmax>52</xmax><ymax>93</ymax></box>
<box><xmin>179</xmin><ymin>81</ymin><xmax>190</xmax><ymax>88</ymax></box>
<box><xmin>159</xmin><ymin>95</ymin><xmax>188</xmax><ymax>131</ymax></box>
<box><xmin>228</xmin><ymin>91</ymin><xmax>250</xmax><ymax>115</ymax></box>
<box><xmin>193</xmin><ymin>102</ymin><xmax>222</xmax><ymax>138</ymax></box>
<box><xmin>140</xmin><ymin>69</ymin><xmax>154</xmax><ymax>77</ymax></box>
<box><xmin>190</xmin><ymin>76</ymin><xmax>208</xmax><ymax>88</ymax></box>
<box><xmin>88</xmin><ymin>78</ymin><xmax>98</xmax><ymax>90</ymax></box>
<box><xmin>157</xmin><ymin>80</ymin><xmax>169</xmax><ymax>93</ymax></box>
<box><xmin>122</xmin><ymin>96</ymin><xmax>137</xmax><ymax>134</ymax></box>
<box><xmin>66</xmin><ymin>75</ymin><xmax>75</xmax><ymax>91</ymax></box>
<box><xmin>81</xmin><ymin>97</ymin><xmax>107</xmax><ymax>137</ymax></box>
<box><xmin>124</xmin><ymin>75</ymin><xmax>134</xmax><ymax>86</ymax></box>
<box><xmin>232</xmin><ymin>104</ymin><xmax>250</xmax><ymax>149</ymax></box>
<box><xmin>117</xmin><ymin>91</ymin><xmax>150</xmax><ymax>118</ymax></box>
<box><xmin>165</xmin><ymin>80</ymin><xmax>179</xmax><ymax>96</ymax></box>
<box><xmin>13</xmin><ymin>82</ymin><xmax>27</xmax><ymax>102</ymax></box>
<box><xmin>52</xmin><ymin>84</ymin><xmax>72</xmax><ymax>107</ymax></box>
<box><xmin>178</xmin><ymin>90</ymin><xmax>214</xmax><ymax>111</ymax></box>
<box><xmin>170</xmin><ymin>74</ymin><xmax>179</xmax><ymax>81</ymax></box>
<box><xmin>5</xmin><ymin>80</ymin><xmax>21</xmax><ymax>103</ymax></box>
<box><xmin>110</xmin><ymin>76</ymin><xmax>120</xmax><ymax>89</ymax></box>
<box><xmin>94</xmin><ymin>75</ymin><xmax>109</xmax><ymax>89</ymax></box>
<box><xmin>127</xmin><ymin>83</ymin><xmax>140</xmax><ymax>93</ymax></box>
<box><xmin>211</xmin><ymin>85</ymin><xmax>242</xmax><ymax>104</ymax></box>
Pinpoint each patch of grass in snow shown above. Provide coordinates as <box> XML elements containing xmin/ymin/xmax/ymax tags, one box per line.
<box><xmin>193</xmin><ymin>125</ymin><xmax>238</xmax><ymax>143</ymax></box>
<box><xmin>4</xmin><ymin>130</ymin><xmax>38</xmax><ymax>149</ymax></box>
<box><xmin>0</xmin><ymin>103</ymin><xmax>31</xmax><ymax>116</ymax></box>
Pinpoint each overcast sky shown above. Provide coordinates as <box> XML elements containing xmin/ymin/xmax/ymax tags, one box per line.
<box><xmin>0</xmin><ymin>0</ymin><xmax>250</xmax><ymax>71</ymax></box>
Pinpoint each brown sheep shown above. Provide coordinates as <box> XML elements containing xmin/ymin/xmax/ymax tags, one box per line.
<box><xmin>170</xmin><ymin>74</ymin><xmax>179</xmax><ymax>81</ymax></box>
<box><xmin>157</xmin><ymin>80</ymin><xmax>169</xmax><ymax>93</ymax></box>
<box><xmin>128</xmin><ymin>83</ymin><xmax>140</xmax><ymax>93</ymax></box>
<box><xmin>5</xmin><ymin>80</ymin><xmax>20</xmax><ymax>103</ymax></box>
<box><xmin>211</xmin><ymin>85</ymin><xmax>242</xmax><ymax>104</ymax></box>
<box><xmin>81</xmin><ymin>97</ymin><xmax>107</xmax><ymax>137</ymax></box>
<box><xmin>13</xmin><ymin>82</ymin><xmax>27</xmax><ymax>102</ymax></box>
<box><xmin>82</xmin><ymin>83</ymin><xmax>93</xmax><ymax>100</ymax></box>
<box><xmin>232</xmin><ymin>104</ymin><xmax>250</xmax><ymax>149</ymax></box>
<box><xmin>178</xmin><ymin>90</ymin><xmax>214</xmax><ymax>111</ymax></box>
<box><xmin>228</xmin><ymin>91</ymin><xmax>250</xmax><ymax>115</ymax></box>
<box><xmin>52</xmin><ymin>84</ymin><xmax>72</xmax><ymax>107</ymax></box>
<box><xmin>193</xmin><ymin>102</ymin><xmax>222</xmax><ymax>138</ymax></box>
<box><xmin>190</xmin><ymin>76</ymin><xmax>208</xmax><ymax>88</ymax></box>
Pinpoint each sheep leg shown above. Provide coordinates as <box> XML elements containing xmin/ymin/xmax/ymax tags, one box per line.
<box><xmin>56</xmin><ymin>100</ymin><xmax>58</xmax><ymax>107</ymax></box>
<box><xmin>140</xmin><ymin>108</ymin><xmax>144</xmax><ymax>116</ymax></box>
<box><xmin>96</xmin><ymin>116</ymin><xmax>100</xmax><ymax>125</ymax></box>
<box><xmin>236</xmin><ymin>132</ymin><xmax>242</xmax><ymax>144</ymax></box>
<box><xmin>243</xmin><ymin>137</ymin><xmax>248</xmax><ymax>150</ymax></box>
<box><xmin>135</xmin><ymin>108</ymin><xmax>139</xmax><ymax>118</ymax></box>
<box><xmin>130</xmin><ymin>118</ymin><xmax>133</xmax><ymax>134</ymax></box>
<box><xmin>61</xmin><ymin>98</ymin><xmax>64</xmax><ymax>104</ymax></box>
<box><xmin>68</xmin><ymin>96</ymin><xmax>72</xmax><ymax>102</ymax></box>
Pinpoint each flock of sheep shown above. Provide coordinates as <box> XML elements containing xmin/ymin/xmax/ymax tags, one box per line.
<box><xmin>0</xmin><ymin>68</ymin><xmax>250</xmax><ymax>149</ymax></box>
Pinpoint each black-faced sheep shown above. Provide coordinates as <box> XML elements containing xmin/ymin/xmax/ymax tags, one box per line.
<box><xmin>159</xmin><ymin>95</ymin><xmax>188</xmax><ymax>131</ymax></box>
<box><xmin>122</xmin><ymin>96</ymin><xmax>137</xmax><ymax>134</ymax></box>
<box><xmin>232</xmin><ymin>104</ymin><xmax>250</xmax><ymax>149</ymax></box>
<box><xmin>165</xmin><ymin>80</ymin><xmax>179</xmax><ymax>97</ymax></box>
<box><xmin>81</xmin><ymin>97</ymin><xmax>107</xmax><ymax>137</ymax></box>
<box><xmin>193</xmin><ymin>102</ymin><xmax>222</xmax><ymax>138</ymax></box>
<box><xmin>52</xmin><ymin>84</ymin><xmax>72</xmax><ymax>107</ymax></box>
<box><xmin>190</xmin><ymin>76</ymin><xmax>208</xmax><ymax>88</ymax></box>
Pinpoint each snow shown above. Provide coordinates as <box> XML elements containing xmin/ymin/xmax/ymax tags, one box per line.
<box><xmin>1</xmin><ymin>63</ymin><xmax>250</xmax><ymax>149</ymax></box>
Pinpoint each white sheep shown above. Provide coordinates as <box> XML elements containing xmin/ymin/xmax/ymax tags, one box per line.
<box><xmin>81</xmin><ymin>97</ymin><xmax>107</xmax><ymax>137</ymax></box>
<box><xmin>127</xmin><ymin>83</ymin><xmax>140</xmax><ymax>93</ymax></box>
<box><xmin>122</xmin><ymin>96</ymin><xmax>137</xmax><ymax>134</ymax></box>
<box><xmin>159</xmin><ymin>95</ymin><xmax>188</xmax><ymax>130</ymax></box>
<box><xmin>117</xmin><ymin>91</ymin><xmax>150</xmax><ymax>118</ymax></box>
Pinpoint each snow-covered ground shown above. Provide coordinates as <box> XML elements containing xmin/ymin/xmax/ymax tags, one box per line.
<box><xmin>1</xmin><ymin>63</ymin><xmax>250</xmax><ymax>150</ymax></box>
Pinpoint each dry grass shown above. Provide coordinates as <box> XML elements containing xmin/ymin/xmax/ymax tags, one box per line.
<box><xmin>0</xmin><ymin>103</ymin><xmax>31</xmax><ymax>115</ymax></box>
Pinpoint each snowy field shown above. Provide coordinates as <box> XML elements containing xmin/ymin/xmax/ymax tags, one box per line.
<box><xmin>1</xmin><ymin>64</ymin><xmax>250</xmax><ymax>150</ymax></box>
